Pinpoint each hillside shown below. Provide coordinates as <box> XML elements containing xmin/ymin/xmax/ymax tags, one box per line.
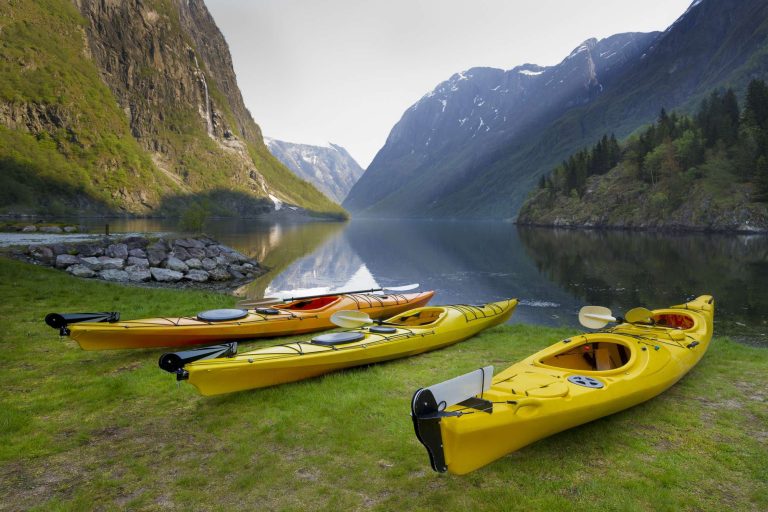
<box><xmin>0</xmin><ymin>0</ymin><xmax>344</xmax><ymax>218</ymax></box>
<box><xmin>265</xmin><ymin>139</ymin><xmax>364</xmax><ymax>203</ymax></box>
<box><xmin>344</xmin><ymin>0</ymin><xmax>768</xmax><ymax>220</ymax></box>
<box><xmin>518</xmin><ymin>82</ymin><xmax>768</xmax><ymax>231</ymax></box>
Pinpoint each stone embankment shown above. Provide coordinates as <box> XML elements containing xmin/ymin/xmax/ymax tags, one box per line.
<box><xmin>25</xmin><ymin>235</ymin><xmax>263</xmax><ymax>287</ymax></box>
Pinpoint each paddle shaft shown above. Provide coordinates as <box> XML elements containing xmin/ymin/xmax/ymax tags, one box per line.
<box><xmin>237</xmin><ymin>284</ymin><xmax>419</xmax><ymax>308</ymax></box>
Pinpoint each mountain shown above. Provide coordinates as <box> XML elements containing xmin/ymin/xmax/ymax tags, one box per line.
<box><xmin>0</xmin><ymin>0</ymin><xmax>344</xmax><ymax>218</ymax></box>
<box><xmin>265</xmin><ymin>139</ymin><xmax>364</xmax><ymax>203</ymax></box>
<box><xmin>344</xmin><ymin>0</ymin><xmax>768</xmax><ymax>220</ymax></box>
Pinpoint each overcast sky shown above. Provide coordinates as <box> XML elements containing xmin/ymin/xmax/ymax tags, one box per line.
<box><xmin>206</xmin><ymin>0</ymin><xmax>694</xmax><ymax>168</ymax></box>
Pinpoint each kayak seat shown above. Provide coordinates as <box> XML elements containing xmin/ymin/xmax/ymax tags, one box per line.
<box><xmin>311</xmin><ymin>331</ymin><xmax>366</xmax><ymax>346</ymax></box>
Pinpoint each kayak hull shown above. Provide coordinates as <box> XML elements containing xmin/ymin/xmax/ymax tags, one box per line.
<box><xmin>414</xmin><ymin>295</ymin><xmax>714</xmax><ymax>475</ymax></box>
<box><xmin>69</xmin><ymin>292</ymin><xmax>434</xmax><ymax>350</ymax></box>
<box><xmin>183</xmin><ymin>299</ymin><xmax>518</xmax><ymax>396</ymax></box>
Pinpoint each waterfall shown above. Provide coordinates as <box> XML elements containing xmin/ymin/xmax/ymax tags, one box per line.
<box><xmin>193</xmin><ymin>55</ymin><xmax>213</xmax><ymax>135</ymax></box>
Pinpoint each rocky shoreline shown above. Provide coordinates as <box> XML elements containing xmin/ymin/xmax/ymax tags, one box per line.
<box><xmin>19</xmin><ymin>235</ymin><xmax>265</xmax><ymax>290</ymax></box>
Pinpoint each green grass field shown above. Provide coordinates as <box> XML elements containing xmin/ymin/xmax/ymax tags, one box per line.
<box><xmin>0</xmin><ymin>257</ymin><xmax>766</xmax><ymax>511</ymax></box>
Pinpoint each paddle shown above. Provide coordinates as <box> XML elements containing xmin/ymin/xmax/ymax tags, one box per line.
<box><xmin>330</xmin><ymin>310</ymin><xmax>377</xmax><ymax>328</ymax></box>
<box><xmin>235</xmin><ymin>283</ymin><xmax>420</xmax><ymax>308</ymax></box>
<box><xmin>579</xmin><ymin>305</ymin><xmax>656</xmax><ymax>329</ymax></box>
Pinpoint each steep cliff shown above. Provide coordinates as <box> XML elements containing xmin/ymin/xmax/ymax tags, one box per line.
<box><xmin>0</xmin><ymin>0</ymin><xmax>344</xmax><ymax>218</ymax></box>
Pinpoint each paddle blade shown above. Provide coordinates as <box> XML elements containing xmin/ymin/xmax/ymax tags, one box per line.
<box><xmin>625</xmin><ymin>307</ymin><xmax>654</xmax><ymax>324</ymax></box>
<box><xmin>235</xmin><ymin>297</ymin><xmax>282</xmax><ymax>308</ymax></box>
<box><xmin>330</xmin><ymin>310</ymin><xmax>373</xmax><ymax>328</ymax></box>
<box><xmin>579</xmin><ymin>306</ymin><xmax>616</xmax><ymax>329</ymax></box>
<box><xmin>384</xmin><ymin>283</ymin><xmax>419</xmax><ymax>292</ymax></box>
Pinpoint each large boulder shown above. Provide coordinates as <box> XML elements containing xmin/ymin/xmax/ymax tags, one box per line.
<box><xmin>125</xmin><ymin>265</ymin><xmax>151</xmax><ymax>282</ymax></box>
<box><xmin>98</xmin><ymin>256</ymin><xmax>124</xmax><ymax>270</ymax></box>
<box><xmin>165</xmin><ymin>256</ymin><xmax>189</xmax><ymax>272</ymax></box>
<box><xmin>184</xmin><ymin>269</ymin><xmax>210</xmax><ymax>282</ymax></box>
<box><xmin>79</xmin><ymin>257</ymin><xmax>103</xmax><ymax>271</ymax></box>
<box><xmin>201</xmin><ymin>258</ymin><xmax>217</xmax><ymax>271</ymax></box>
<box><xmin>147</xmin><ymin>242</ymin><xmax>167</xmax><ymax>266</ymax></box>
<box><xmin>187</xmin><ymin>247</ymin><xmax>206</xmax><ymax>259</ymax></box>
<box><xmin>175</xmin><ymin>238</ymin><xmax>205</xmax><ymax>249</ymax></box>
<box><xmin>128</xmin><ymin>248</ymin><xmax>147</xmax><ymax>258</ymax></box>
<box><xmin>150</xmin><ymin>267</ymin><xmax>183</xmax><ymax>282</ymax></box>
<box><xmin>185</xmin><ymin>258</ymin><xmax>203</xmax><ymax>269</ymax></box>
<box><xmin>76</xmin><ymin>243</ymin><xmax>103</xmax><ymax>257</ymax></box>
<box><xmin>28</xmin><ymin>245</ymin><xmax>54</xmax><ymax>264</ymax></box>
<box><xmin>123</xmin><ymin>236</ymin><xmax>149</xmax><ymax>250</ymax></box>
<box><xmin>106</xmin><ymin>243</ymin><xmax>129</xmax><ymax>259</ymax></box>
<box><xmin>21</xmin><ymin>225</ymin><xmax>36</xmax><ymax>232</ymax></box>
<box><xmin>39</xmin><ymin>226</ymin><xmax>62</xmax><ymax>233</ymax></box>
<box><xmin>170</xmin><ymin>245</ymin><xmax>191</xmax><ymax>260</ymax></box>
<box><xmin>204</xmin><ymin>245</ymin><xmax>221</xmax><ymax>258</ymax></box>
<box><xmin>55</xmin><ymin>254</ymin><xmax>80</xmax><ymax>269</ymax></box>
<box><xmin>63</xmin><ymin>226</ymin><xmax>78</xmax><ymax>233</ymax></box>
<box><xmin>127</xmin><ymin>256</ymin><xmax>149</xmax><ymax>268</ymax></box>
<box><xmin>207</xmin><ymin>267</ymin><xmax>231</xmax><ymax>281</ymax></box>
<box><xmin>99</xmin><ymin>269</ymin><xmax>129</xmax><ymax>282</ymax></box>
<box><xmin>67</xmin><ymin>264</ymin><xmax>96</xmax><ymax>278</ymax></box>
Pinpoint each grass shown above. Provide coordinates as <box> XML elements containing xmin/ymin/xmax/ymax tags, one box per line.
<box><xmin>0</xmin><ymin>256</ymin><xmax>766</xmax><ymax>511</ymax></box>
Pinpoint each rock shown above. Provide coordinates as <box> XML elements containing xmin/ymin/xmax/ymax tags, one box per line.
<box><xmin>123</xmin><ymin>236</ymin><xmax>149</xmax><ymax>250</ymax></box>
<box><xmin>79</xmin><ymin>257</ymin><xmax>103</xmax><ymax>271</ymax></box>
<box><xmin>201</xmin><ymin>258</ymin><xmax>217</xmax><ymax>271</ymax></box>
<box><xmin>175</xmin><ymin>238</ymin><xmax>205</xmax><ymax>249</ymax></box>
<box><xmin>99</xmin><ymin>269</ymin><xmax>129</xmax><ymax>282</ymax></box>
<box><xmin>55</xmin><ymin>254</ymin><xmax>80</xmax><ymax>269</ymax></box>
<box><xmin>222</xmin><ymin>249</ymin><xmax>248</xmax><ymax>264</ymax></box>
<box><xmin>22</xmin><ymin>225</ymin><xmax>37</xmax><ymax>232</ymax></box>
<box><xmin>98</xmin><ymin>256</ymin><xmax>124</xmax><ymax>270</ymax></box>
<box><xmin>125</xmin><ymin>265</ymin><xmax>151</xmax><ymax>282</ymax></box>
<box><xmin>147</xmin><ymin>247</ymin><xmax>167</xmax><ymax>266</ymax></box>
<box><xmin>29</xmin><ymin>245</ymin><xmax>54</xmax><ymax>264</ymax></box>
<box><xmin>229</xmin><ymin>268</ymin><xmax>245</xmax><ymax>280</ymax></box>
<box><xmin>106</xmin><ymin>243</ymin><xmax>128</xmax><ymax>259</ymax></box>
<box><xmin>127</xmin><ymin>256</ymin><xmax>149</xmax><ymax>268</ymax></box>
<box><xmin>67</xmin><ymin>264</ymin><xmax>96</xmax><ymax>278</ymax></box>
<box><xmin>184</xmin><ymin>269</ymin><xmax>210</xmax><ymax>282</ymax></box>
<box><xmin>150</xmin><ymin>267</ymin><xmax>183</xmax><ymax>282</ymax></box>
<box><xmin>63</xmin><ymin>226</ymin><xmax>78</xmax><ymax>233</ymax></box>
<box><xmin>165</xmin><ymin>256</ymin><xmax>189</xmax><ymax>272</ymax></box>
<box><xmin>50</xmin><ymin>243</ymin><xmax>68</xmax><ymax>256</ymax></box>
<box><xmin>185</xmin><ymin>258</ymin><xmax>203</xmax><ymax>269</ymax></box>
<box><xmin>76</xmin><ymin>243</ymin><xmax>103</xmax><ymax>257</ymax></box>
<box><xmin>39</xmin><ymin>226</ymin><xmax>62</xmax><ymax>233</ymax></box>
<box><xmin>228</xmin><ymin>264</ymin><xmax>250</xmax><ymax>274</ymax></box>
<box><xmin>128</xmin><ymin>248</ymin><xmax>146</xmax><ymax>258</ymax></box>
<box><xmin>207</xmin><ymin>267</ymin><xmax>231</xmax><ymax>281</ymax></box>
<box><xmin>187</xmin><ymin>247</ymin><xmax>206</xmax><ymax>259</ymax></box>
<box><xmin>214</xmin><ymin>255</ymin><xmax>227</xmax><ymax>266</ymax></box>
<box><xmin>171</xmin><ymin>245</ymin><xmax>191</xmax><ymax>260</ymax></box>
<box><xmin>204</xmin><ymin>245</ymin><xmax>220</xmax><ymax>258</ymax></box>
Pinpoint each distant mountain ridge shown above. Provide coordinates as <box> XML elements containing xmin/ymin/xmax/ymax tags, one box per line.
<box><xmin>265</xmin><ymin>139</ymin><xmax>364</xmax><ymax>203</ymax></box>
<box><xmin>344</xmin><ymin>0</ymin><xmax>768</xmax><ymax>220</ymax></box>
<box><xmin>0</xmin><ymin>0</ymin><xmax>343</xmax><ymax>218</ymax></box>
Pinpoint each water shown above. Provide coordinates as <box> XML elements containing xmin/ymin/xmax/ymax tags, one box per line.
<box><xmin>17</xmin><ymin>217</ymin><xmax>768</xmax><ymax>345</ymax></box>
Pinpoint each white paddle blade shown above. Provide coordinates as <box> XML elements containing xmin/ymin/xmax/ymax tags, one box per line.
<box><xmin>418</xmin><ymin>366</ymin><xmax>494</xmax><ymax>410</ymax></box>
<box><xmin>235</xmin><ymin>297</ymin><xmax>282</xmax><ymax>308</ymax></box>
<box><xmin>579</xmin><ymin>306</ymin><xmax>617</xmax><ymax>329</ymax></box>
<box><xmin>384</xmin><ymin>283</ymin><xmax>419</xmax><ymax>292</ymax></box>
<box><xmin>330</xmin><ymin>310</ymin><xmax>373</xmax><ymax>328</ymax></box>
<box><xmin>625</xmin><ymin>307</ymin><xmax>654</xmax><ymax>324</ymax></box>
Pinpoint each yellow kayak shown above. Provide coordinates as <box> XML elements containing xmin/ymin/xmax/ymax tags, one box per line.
<box><xmin>411</xmin><ymin>295</ymin><xmax>714</xmax><ymax>475</ymax></box>
<box><xmin>45</xmin><ymin>291</ymin><xmax>434</xmax><ymax>350</ymax></box>
<box><xmin>161</xmin><ymin>299</ymin><xmax>518</xmax><ymax>396</ymax></box>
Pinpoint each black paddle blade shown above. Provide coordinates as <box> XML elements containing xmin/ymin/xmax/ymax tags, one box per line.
<box><xmin>158</xmin><ymin>342</ymin><xmax>238</xmax><ymax>374</ymax></box>
<box><xmin>44</xmin><ymin>312</ymin><xmax>120</xmax><ymax>335</ymax></box>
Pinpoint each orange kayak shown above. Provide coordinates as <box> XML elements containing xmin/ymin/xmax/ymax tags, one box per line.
<box><xmin>50</xmin><ymin>291</ymin><xmax>434</xmax><ymax>350</ymax></box>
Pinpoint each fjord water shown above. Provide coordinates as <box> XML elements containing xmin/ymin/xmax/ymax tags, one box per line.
<box><xmin>73</xmin><ymin>218</ymin><xmax>767</xmax><ymax>345</ymax></box>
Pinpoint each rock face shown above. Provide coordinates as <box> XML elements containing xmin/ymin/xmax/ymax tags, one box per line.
<box><xmin>265</xmin><ymin>139</ymin><xmax>365</xmax><ymax>203</ymax></box>
<box><xmin>0</xmin><ymin>0</ymin><xmax>342</xmax><ymax>218</ymax></box>
<box><xmin>26</xmin><ymin>235</ymin><xmax>263</xmax><ymax>287</ymax></box>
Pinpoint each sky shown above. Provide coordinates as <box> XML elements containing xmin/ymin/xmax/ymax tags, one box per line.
<box><xmin>206</xmin><ymin>0</ymin><xmax>694</xmax><ymax>168</ymax></box>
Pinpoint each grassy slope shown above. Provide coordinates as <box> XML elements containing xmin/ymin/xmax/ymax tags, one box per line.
<box><xmin>0</xmin><ymin>257</ymin><xmax>766</xmax><ymax>511</ymax></box>
<box><xmin>0</xmin><ymin>0</ymin><xmax>173</xmax><ymax>213</ymax></box>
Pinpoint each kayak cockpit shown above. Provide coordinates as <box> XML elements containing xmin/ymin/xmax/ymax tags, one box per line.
<box><xmin>653</xmin><ymin>312</ymin><xmax>695</xmax><ymax>329</ymax></box>
<box><xmin>281</xmin><ymin>296</ymin><xmax>341</xmax><ymax>311</ymax></box>
<box><xmin>539</xmin><ymin>340</ymin><xmax>632</xmax><ymax>372</ymax></box>
<box><xmin>388</xmin><ymin>308</ymin><xmax>446</xmax><ymax>327</ymax></box>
